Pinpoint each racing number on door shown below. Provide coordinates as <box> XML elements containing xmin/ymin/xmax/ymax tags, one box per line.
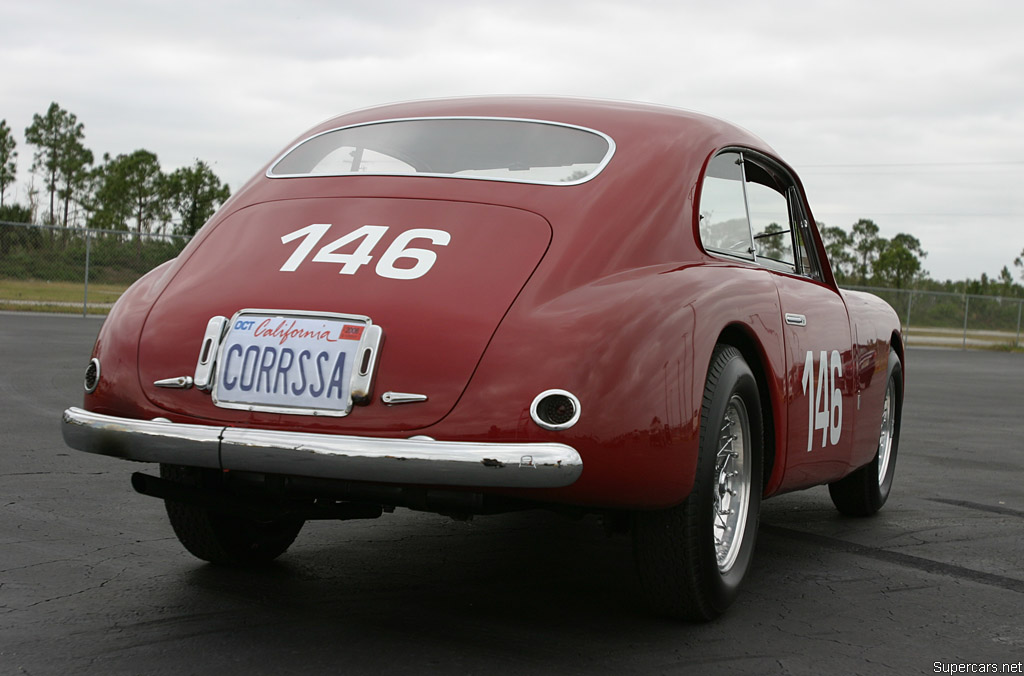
<box><xmin>801</xmin><ymin>350</ymin><xmax>843</xmax><ymax>452</ymax></box>
<box><xmin>280</xmin><ymin>224</ymin><xmax>451</xmax><ymax>280</ymax></box>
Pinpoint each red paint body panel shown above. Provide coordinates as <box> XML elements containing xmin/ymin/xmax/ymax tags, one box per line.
<box><xmin>773</xmin><ymin>273</ymin><xmax>856</xmax><ymax>492</ymax></box>
<box><xmin>137</xmin><ymin>197</ymin><xmax>551</xmax><ymax>431</ymax></box>
<box><xmin>81</xmin><ymin>97</ymin><xmax>902</xmax><ymax>510</ymax></box>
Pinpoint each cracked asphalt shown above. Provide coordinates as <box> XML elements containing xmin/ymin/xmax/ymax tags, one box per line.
<box><xmin>2</xmin><ymin>313</ymin><xmax>1023</xmax><ymax>675</ymax></box>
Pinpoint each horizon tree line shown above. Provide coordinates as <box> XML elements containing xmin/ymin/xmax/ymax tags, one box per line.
<box><xmin>2</xmin><ymin>102</ymin><xmax>1023</xmax><ymax>296</ymax></box>
<box><xmin>0</xmin><ymin>102</ymin><xmax>229</xmax><ymax>237</ymax></box>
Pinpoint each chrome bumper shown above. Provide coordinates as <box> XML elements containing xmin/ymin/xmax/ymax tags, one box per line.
<box><xmin>61</xmin><ymin>407</ymin><xmax>583</xmax><ymax>488</ymax></box>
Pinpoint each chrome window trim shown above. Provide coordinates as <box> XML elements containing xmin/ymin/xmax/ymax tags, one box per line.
<box><xmin>266</xmin><ymin>116</ymin><xmax>616</xmax><ymax>186</ymax></box>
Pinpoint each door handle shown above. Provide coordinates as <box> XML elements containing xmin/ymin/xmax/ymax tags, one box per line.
<box><xmin>785</xmin><ymin>313</ymin><xmax>807</xmax><ymax>327</ymax></box>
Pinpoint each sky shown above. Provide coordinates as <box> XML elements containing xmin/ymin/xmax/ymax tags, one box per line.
<box><xmin>2</xmin><ymin>0</ymin><xmax>1022</xmax><ymax>283</ymax></box>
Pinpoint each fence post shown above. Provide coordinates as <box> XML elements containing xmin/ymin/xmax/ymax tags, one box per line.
<box><xmin>83</xmin><ymin>229</ymin><xmax>91</xmax><ymax>318</ymax></box>
<box><xmin>1016</xmin><ymin>299</ymin><xmax>1022</xmax><ymax>349</ymax></box>
<box><xmin>905</xmin><ymin>290</ymin><xmax>913</xmax><ymax>345</ymax></box>
<box><xmin>962</xmin><ymin>295</ymin><xmax>970</xmax><ymax>350</ymax></box>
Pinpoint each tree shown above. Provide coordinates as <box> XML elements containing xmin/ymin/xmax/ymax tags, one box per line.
<box><xmin>164</xmin><ymin>160</ymin><xmax>230</xmax><ymax>236</ymax></box>
<box><xmin>754</xmin><ymin>222</ymin><xmax>787</xmax><ymax>261</ymax></box>
<box><xmin>56</xmin><ymin>139</ymin><xmax>94</xmax><ymax>228</ymax></box>
<box><xmin>91</xmin><ymin>150</ymin><xmax>167</xmax><ymax>234</ymax></box>
<box><xmin>1015</xmin><ymin>248</ymin><xmax>1024</xmax><ymax>281</ymax></box>
<box><xmin>819</xmin><ymin>224</ymin><xmax>855</xmax><ymax>283</ymax></box>
<box><xmin>0</xmin><ymin>120</ymin><xmax>16</xmax><ymax>208</ymax></box>
<box><xmin>872</xmin><ymin>232</ymin><xmax>927</xmax><ymax>289</ymax></box>
<box><xmin>996</xmin><ymin>266</ymin><xmax>1015</xmax><ymax>297</ymax></box>
<box><xmin>851</xmin><ymin>218</ymin><xmax>884</xmax><ymax>284</ymax></box>
<box><xmin>24</xmin><ymin>102</ymin><xmax>93</xmax><ymax>226</ymax></box>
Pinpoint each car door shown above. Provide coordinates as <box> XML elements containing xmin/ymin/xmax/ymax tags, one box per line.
<box><xmin>738</xmin><ymin>153</ymin><xmax>857</xmax><ymax>491</ymax></box>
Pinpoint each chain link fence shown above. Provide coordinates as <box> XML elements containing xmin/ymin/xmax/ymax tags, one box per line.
<box><xmin>845</xmin><ymin>285</ymin><xmax>1023</xmax><ymax>350</ymax></box>
<box><xmin>0</xmin><ymin>221</ymin><xmax>190</xmax><ymax>316</ymax></box>
<box><xmin>1</xmin><ymin>221</ymin><xmax>1022</xmax><ymax>349</ymax></box>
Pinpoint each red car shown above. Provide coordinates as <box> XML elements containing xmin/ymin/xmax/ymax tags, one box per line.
<box><xmin>62</xmin><ymin>97</ymin><xmax>904</xmax><ymax>620</ymax></box>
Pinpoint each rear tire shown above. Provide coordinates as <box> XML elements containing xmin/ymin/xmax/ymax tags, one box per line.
<box><xmin>160</xmin><ymin>464</ymin><xmax>304</xmax><ymax>566</ymax></box>
<box><xmin>634</xmin><ymin>345</ymin><xmax>763</xmax><ymax>621</ymax></box>
<box><xmin>829</xmin><ymin>348</ymin><xmax>902</xmax><ymax>516</ymax></box>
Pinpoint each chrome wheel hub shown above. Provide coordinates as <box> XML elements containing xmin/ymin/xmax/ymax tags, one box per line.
<box><xmin>714</xmin><ymin>395</ymin><xmax>751</xmax><ymax>573</ymax></box>
<box><xmin>877</xmin><ymin>378</ymin><xmax>896</xmax><ymax>486</ymax></box>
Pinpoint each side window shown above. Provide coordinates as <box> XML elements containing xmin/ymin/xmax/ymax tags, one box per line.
<box><xmin>698</xmin><ymin>152</ymin><xmax>752</xmax><ymax>259</ymax></box>
<box><xmin>699</xmin><ymin>149</ymin><xmax>821</xmax><ymax>279</ymax></box>
<box><xmin>745</xmin><ymin>163</ymin><xmax>795</xmax><ymax>268</ymax></box>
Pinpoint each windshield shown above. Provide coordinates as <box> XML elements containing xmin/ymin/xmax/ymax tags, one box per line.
<box><xmin>268</xmin><ymin>117</ymin><xmax>615</xmax><ymax>185</ymax></box>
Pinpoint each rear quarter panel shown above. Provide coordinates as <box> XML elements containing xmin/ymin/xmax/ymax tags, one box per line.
<box><xmin>426</xmin><ymin>261</ymin><xmax>786</xmax><ymax>509</ymax></box>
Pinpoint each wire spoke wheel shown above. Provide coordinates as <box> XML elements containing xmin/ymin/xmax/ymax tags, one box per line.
<box><xmin>829</xmin><ymin>348</ymin><xmax>902</xmax><ymax>517</ymax></box>
<box><xmin>713</xmin><ymin>396</ymin><xmax>752</xmax><ymax>573</ymax></box>
<box><xmin>633</xmin><ymin>345</ymin><xmax>763</xmax><ymax>621</ymax></box>
<box><xmin>876</xmin><ymin>378</ymin><xmax>896</xmax><ymax>486</ymax></box>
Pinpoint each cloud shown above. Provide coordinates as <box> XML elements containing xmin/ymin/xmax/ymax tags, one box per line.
<box><xmin>2</xmin><ymin>0</ymin><xmax>1022</xmax><ymax>280</ymax></box>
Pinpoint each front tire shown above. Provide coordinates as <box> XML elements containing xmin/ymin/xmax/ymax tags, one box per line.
<box><xmin>634</xmin><ymin>345</ymin><xmax>764</xmax><ymax>621</ymax></box>
<box><xmin>828</xmin><ymin>348</ymin><xmax>903</xmax><ymax>516</ymax></box>
<box><xmin>160</xmin><ymin>464</ymin><xmax>304</xmax><ymax>566</ymax></box>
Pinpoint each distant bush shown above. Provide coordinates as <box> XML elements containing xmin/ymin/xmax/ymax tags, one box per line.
<box><xmin>0</xmin><ymin>224</ymin><xmax>188</xmax><ymax>284</ymax></box>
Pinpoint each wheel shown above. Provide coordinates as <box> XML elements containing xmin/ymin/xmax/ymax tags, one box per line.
<box><xmin>633</xmin><ymin>345</ymin><xmax>764</xmax><ymax>621</ymax></box>
<box><xmin>828</xmin><ymin>348</ymin><xmax>902</xmax><ymax>516</ymax></box>
<box><xmin>160</xmin><ymin>464</ymin><xmax>304</xmax><ymax>566</ymax></box>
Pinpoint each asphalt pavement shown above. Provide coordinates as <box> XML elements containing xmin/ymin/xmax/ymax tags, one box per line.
<box><xmin>1</xmin><ymin>312</ymin><xmax>1022</xmax><ymax>675</ymax></box>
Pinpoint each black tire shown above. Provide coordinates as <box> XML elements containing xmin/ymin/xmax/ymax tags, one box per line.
<box><xmin>633</xmin><ymin>345</ymin><xmax>764</xmax><ymax>621</ymax></box>
<box><xmin>160</xmin><ymin>464</ymin><xmax>304</xmax><ymax>566</ymax></box>
<box><xmin>829</xmin><ymin>348</ymin><xmax>902</xmax><ymax>517</ymax></box>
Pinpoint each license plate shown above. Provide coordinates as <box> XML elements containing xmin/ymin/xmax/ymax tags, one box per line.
<box><xmin>211</xmin><ymin>310</ymin><xmax>378</xmax><ymax>416</ymax></box>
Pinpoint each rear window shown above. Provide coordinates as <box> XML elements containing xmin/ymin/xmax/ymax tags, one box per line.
<box><xmin>267</xmin><ymin>117</ymin><xmax>615</xmax><ymax>185</ymax></box>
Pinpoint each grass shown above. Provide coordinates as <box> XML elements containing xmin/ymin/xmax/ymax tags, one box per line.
<box><xmin>0</xmin><ymin>278</ymin><xmax>127</xmax><ymax>304</ymax></box>
<box><xmin>903</xmin><ymin>326</ymin><xmax>1023</xmax><ymax>352</ymax></box>
<box><xmin>0</xmin><ymin>301</ymin><xmax>112</xmax><ymax>315</ymax></box>
<box><xmin>0</xmin><ymin>278</ymin><xmax>128</xmax><ymax>314</ymax></box>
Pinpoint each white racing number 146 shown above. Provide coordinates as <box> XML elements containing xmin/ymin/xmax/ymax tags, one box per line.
<box><xmin>801</xmin><ymin>350</ymin><xmax>843</xmax><ymax>452</ymax></box>
<box><xmin>280</xmin><ymin>224</ymin><xmax>451</xmax><ymax>280</ymax></box>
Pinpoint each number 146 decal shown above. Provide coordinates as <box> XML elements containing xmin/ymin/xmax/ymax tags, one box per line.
<box><xmin>801</xmin><ymin>350</ymin><xmax>843</xmax><ymax>452</ymax></box>
<box><xmin>280</xmin><ymin>224</ymin><xmax>451</xmax><ymax>280</ymax></box>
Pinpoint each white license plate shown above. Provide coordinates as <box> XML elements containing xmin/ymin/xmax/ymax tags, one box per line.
<box><xmin>211</xmin><ymin>310</ymin><xmax>372</xmax><ymax>416</ymax></box>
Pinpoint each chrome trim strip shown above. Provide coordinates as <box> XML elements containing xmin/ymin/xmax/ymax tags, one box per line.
<box><xmin>154</xmin><ymin>376</ymin><xmax>194</xmax><ymax>389</ymax></box>
<box><xmin>381</xmin><ymin>391</ymin><xmax>428</xmax><ymax>405</ymax></box>
<box><xmin>785</xmin><ymin>313</ymin><xmax>807</xmax><ymax>327</ymax></box>
<box><xmin>62</xmin><ymin>407</ymin><xmax>582</xmax><ymax>489</ymax></box>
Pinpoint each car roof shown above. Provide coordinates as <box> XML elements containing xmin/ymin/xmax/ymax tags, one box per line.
<box><xmin>300</xmin><ymin>96</ymin><xmax>775</xmax><ymax>155</ymax></box>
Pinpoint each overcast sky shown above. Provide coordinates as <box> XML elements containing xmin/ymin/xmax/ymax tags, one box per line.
<box><xmin>3</xmin><ymin>0</ymin><xmax>1022</xmax><ymax>282</ymax></box>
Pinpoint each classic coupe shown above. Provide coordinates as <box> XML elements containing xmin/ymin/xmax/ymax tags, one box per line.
<box><xmin>62</xmin><ymin>97</ymin><xmax>904</xmax><ymax>620</ymax></box>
